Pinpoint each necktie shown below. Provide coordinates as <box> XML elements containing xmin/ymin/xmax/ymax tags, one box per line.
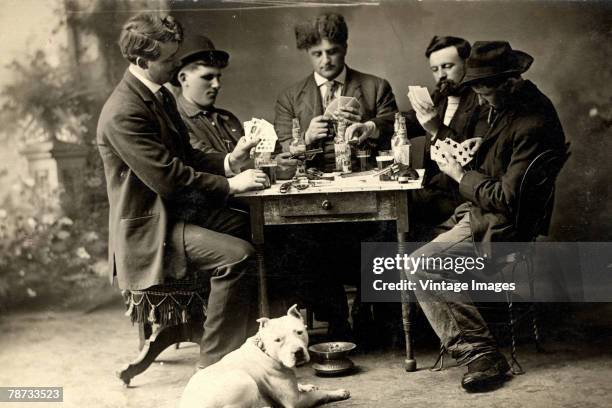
<box><xmin>323</xmin><ymin>80</ymin><xmax>338</xmax><ymax>109</ymax></box>
<box><xmin>157</xmin><ymin>86</ymin><xmax>188</xmax><ymax>131</ymax></box>
<box><xmin>157</xmin><ymin>86</ymin><xmax>178</xmax><ymax>116</ymax></box>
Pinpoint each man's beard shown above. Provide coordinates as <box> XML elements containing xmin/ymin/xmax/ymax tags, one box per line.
<box><xmin>436</xmin><ymin>78</ymin><xmax>463</xmax><ymax>98</ymax></box>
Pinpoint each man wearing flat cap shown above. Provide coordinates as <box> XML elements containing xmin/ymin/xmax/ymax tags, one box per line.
<box><xmin>406</xmin><ymin>36</ymin><xmax>485</xmax><ymax>234</ymax></box>
<box><xmin>173</xmin><ymin>34</ymin><xmax>243</xmax><ymax>155</ymax></box>
<box><xmin>408</xmin><ymin>41</ymin><xmax>566</xmax><ymax>391</ymax></box>
<box><xmin>174</xmin><ymin>34</ymin><xmax>297</xmax><ymax>173</ymax></box>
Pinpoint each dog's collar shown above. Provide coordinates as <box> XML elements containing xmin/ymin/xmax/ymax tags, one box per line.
<box><xmin>252</xmin><ymin>332</ymin><xmax>269</xmax><ymax>357</ymax></box>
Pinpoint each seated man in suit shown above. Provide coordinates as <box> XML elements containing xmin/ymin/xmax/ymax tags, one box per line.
<box><xmin>97</xmin><ymin>13</ymin><xmax>268</xmax><ymax>369</ymax></box>
<box><xmin>406</xmin><ymin>36</ymin><xmax>484</xmax><ymax>234</ymax></box>
<box><xmin>275</xmin><ymin>12</ymin><xmax>398</xmax><ymax>171</ymax></box>
<box><xmin>408</xmin><ymin>41</ymin><xmax>566</xmax><ymax>391</ymax></box>
<box><xmin>273</xmin><ymin>13</ymin><xmax>398</xmax><ymax>341</ymax></box>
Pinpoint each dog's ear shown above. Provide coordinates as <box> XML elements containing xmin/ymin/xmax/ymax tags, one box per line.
<box><xmin>257</xmin><ymin>317</ymin><xmax>270</xmax><ymax>329</ymax></box>
<box><xmin>287</xmin><ymin>304</ymin><xmax>303</xmax><ymax>321</ymax></box>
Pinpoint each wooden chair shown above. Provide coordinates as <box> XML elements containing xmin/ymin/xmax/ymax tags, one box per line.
<box><xmin>432</xmin><ymin>145</ymin><xmax>571</xmax><ymax>374</ymax></box>
<box><xmin>117</xmin><ymin>279</ymin><xmax>210</xmax><ymax>386</ymax></box>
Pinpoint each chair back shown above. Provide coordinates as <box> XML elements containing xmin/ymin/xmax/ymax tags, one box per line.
<box><xmin>515</xmin><ymin>144</ymin><xmax>570</xmax><ymax>240</ymax></box>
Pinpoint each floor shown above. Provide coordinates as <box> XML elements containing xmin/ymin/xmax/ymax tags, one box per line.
<box><xmin>1</xmin><ymin>303</ymin><xmax>611</xmax><ymax>408</ymax></box>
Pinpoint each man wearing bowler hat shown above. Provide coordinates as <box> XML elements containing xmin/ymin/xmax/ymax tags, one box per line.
<box><xmin>408</xmin><ymin>41</ymin><xmax>566</xmax><ymax>391</ymax></box>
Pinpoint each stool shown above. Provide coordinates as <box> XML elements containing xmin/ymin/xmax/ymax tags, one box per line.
<box><xmin>117</xmin><ymin>280</ymin><xmax>210</xmax><ymax>386</ymax></box>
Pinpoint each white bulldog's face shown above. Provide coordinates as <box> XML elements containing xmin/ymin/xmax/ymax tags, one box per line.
<box><xmin>257</xmin><ymin>305</ymin><xmax>309</xmax><ymax>369</ymax></box>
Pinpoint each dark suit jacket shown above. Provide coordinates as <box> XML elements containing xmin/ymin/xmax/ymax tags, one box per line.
<box><xmin>97</xmin><ymin>70</ymin><xmax>230</xmax><ymax>290</ymax></box>
<box><xmin>274</xmin><ymin>67</ymin><xmax>398</xmax><ymax>171</ymax></box>
<box><xmin>456</xmin><ymin>80</ymin><xmax>566</xmax><ymax>255</ymax></box>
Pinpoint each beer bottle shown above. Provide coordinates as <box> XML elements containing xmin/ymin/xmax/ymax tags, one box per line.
<box><xmin>289</xmin><ymin>118</ymin><xmax>306</xmax><ymax>155</ymax></box>
<box><xmin>334</xmin><ymin>119</ymin><xmax>351</xmax><ymax>173</ymax></box>
<box><xmin>391</xmin><ymin>113</ymin><xmax>411</xmax><ymax>165</ymax></box>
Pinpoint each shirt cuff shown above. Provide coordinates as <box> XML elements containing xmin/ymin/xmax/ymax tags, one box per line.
<box><xmin>224</xmin><ymin>154</ymin><xmax>237</xmax><ymax>177</ymax></box>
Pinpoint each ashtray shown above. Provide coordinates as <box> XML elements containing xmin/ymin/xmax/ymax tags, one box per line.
<box><xmin>308</xmin><ymin>342</ymin><xmax>356</xmax><ymax>376</ymax></box>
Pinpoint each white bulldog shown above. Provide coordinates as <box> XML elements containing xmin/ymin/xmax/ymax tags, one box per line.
<box><xmin>179</xmin><ymin>305</ymin><xmax>350</xmax><ymax>408</ymax></box>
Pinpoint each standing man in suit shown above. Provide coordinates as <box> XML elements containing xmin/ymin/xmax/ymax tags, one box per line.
<box><xmin>97</xmin><ymin>13</ymin><xmax>267</xmax><ymax>369</ymax></box>
<box><xmin>406</xmin><ymin>36</ymin><xmax>484</xmax><ymax>231</ymax></box>
<box><xmin>408</xmin><ymin>41</ymin><xmax>566</xmax><ymax>391</ymax></box>
<box><xmin>275</xmin><ymin>12</ymin><xmax>398</xmax><ymax>171</ymax></box>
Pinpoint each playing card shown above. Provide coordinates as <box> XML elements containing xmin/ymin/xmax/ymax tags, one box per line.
<box><xmin>324</xmin><ymin>97</ymin><xmax>361</xmax><ymax>118</ymax></box>
<box><xmin>244</xmin><ymin>118</ymin><xmax>278</xmax><ymax>153</ymax></box>
<box><xmin>339</xmin><ymin>96</ymin><xmax>361</xmax><ymax>111</ymax></box>
<box><xmin>430</xmin><ymin>137</ymin><xmax>479</xmax><ymax>167</ymax></box>
<box><xmin>408</xmin><ymin>85</ymin><xmax>434</xmax><ymax>107</ymax></box>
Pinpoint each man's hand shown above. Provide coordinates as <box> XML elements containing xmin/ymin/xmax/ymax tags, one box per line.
<box><xmin>335</xmin><ymin>106</ymin><xmax>362</xmax><ymax>124</ymax></box>
<box><xmin>274</xmin><ymin>152</ymin><xmax>298</xmax><ymax>179</ymax></box>
<box><xmin>435</xmin><ymin>152</ymin><xmax>465</xmax><ymax>183</ymax></box>
<box><xmin>228</xmin><ymin>169</ymin><xmax>268</xmax><ymax>194</ymax></box>
<box><xmin>229</xmin><ymin>135</ymin><xmax>261</xmax><ymax>173</ymax></box>
<box><xmin>464</xmin><ymin>137</ymin><xmax>483</xmax><ymax>156</ymax></box>
<box><xmin>346</xmin><ymin>121</ymin><xmax>378</xmax><ymax>144</ymax></box>
<box><xmin>408</xmin><ymin>90</ymin><xmax>440</xmax><ymax>136</ymax></box>
<box><xmin>305</xmin><ymin>115</ymin><xmax>331</xmax><ymax>145</ymax></box>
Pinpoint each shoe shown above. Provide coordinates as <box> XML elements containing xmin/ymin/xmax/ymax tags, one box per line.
<box><xmin>461</xmin><ymin>352</ymin><xmax>511</xmax><ymax>392</ymax></box>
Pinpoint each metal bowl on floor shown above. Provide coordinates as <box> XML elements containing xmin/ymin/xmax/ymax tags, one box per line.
<box><xmin>308</xmin><ymin>342</ymin><xmax>356</xmax><ymax>375</ymax></box>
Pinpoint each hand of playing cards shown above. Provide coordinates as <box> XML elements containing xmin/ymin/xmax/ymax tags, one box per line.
<box><xmin>408</xmin><ymin>86</ymin><xmax>434</xmax><ymax>107</ymax></box>
<box><xmin>407</xmin><ymin>85</ymin><xmax>439</xmax><ymax>134</ymax></box>
<box><xmin>244</xmin><ymin>118</ymin><xmax>278</xmax><ymax>153</ymax></box>
<box><xmin>430</xmin><ymin>137</ymin><xmax>483</xmax><ymax>167</ymax></box>
<box><xmin>324</xmin><ymin>96</ymin><xmax>361</xmax><ymax>119</ymax></box>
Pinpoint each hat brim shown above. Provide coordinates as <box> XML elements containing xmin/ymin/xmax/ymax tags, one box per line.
<box><xmin>462</xmin><ymin>50</ymin><xmax>533</xmax><ymax>86</ymax></box>
<box><xmin>170</xmin><ymin>49</ymin><xmax>230</xmax><ymax>86</ymax></box>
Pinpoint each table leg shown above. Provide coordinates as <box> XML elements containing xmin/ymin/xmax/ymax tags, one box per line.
<box><xmin>396</xmin><ymin>192</ymin><xmax>417</xmax><ymax>372</ymax></box>
<box><xmin>249</xmin><ymin>199</ymin><xmax>269</xmax><ymax>317</ymax></box>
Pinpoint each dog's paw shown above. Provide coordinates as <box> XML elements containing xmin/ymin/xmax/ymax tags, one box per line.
<box><xmin>298</xmin><ymin>383</ymin><xmax>318</xmax><ymax>392</ymax></box>
<box><xmin>331</xmin><ymin>389</ymin><xmax>350</xmax><ymax>401</ymax></box>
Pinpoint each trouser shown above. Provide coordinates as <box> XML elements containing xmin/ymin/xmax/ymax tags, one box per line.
<box><xmin>410</xmin><ymin>211</ymin><xmax>498</xmax><ymax>365</ymax></box>
<box><xmin>183</xmin><ymin>207</ymin><xmax>256</xmax><ymax>368</ymax></box>
<box><xmin>277</xmin><ymin>223</ymin><xmax>380</xmax><ymax>325</ymax></box>
<box><xmin>409</xmin><ymin>187</ymin><xmax>465</xmax><ymax>241</ymax></box>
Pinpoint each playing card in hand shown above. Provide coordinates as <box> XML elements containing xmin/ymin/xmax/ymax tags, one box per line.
<box><xmin>244</xmin><ymin>118</ymin><xmax>277</xmax><ymax>153</ymax></box>
<box><xmin>408</xmin><ymin>85</ymin><xmax>434</xmax><ymax>107</ymax></box>
<box><xmin>430</xmin><ymin>138</ymin><xmax>479</xmax><ymax>167</ymax></box>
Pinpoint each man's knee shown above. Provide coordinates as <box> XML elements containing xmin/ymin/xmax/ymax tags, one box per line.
<box><xmin>224</xmin><ymin>237</ymin><xmax>255</xmax><ymax>265</ymax></box>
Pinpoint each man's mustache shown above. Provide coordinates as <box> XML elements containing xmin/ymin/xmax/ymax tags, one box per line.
<box><xmin>436</xmin><ymin>78</ymin><xmax>463</xmax><ymax>97</ymax></box>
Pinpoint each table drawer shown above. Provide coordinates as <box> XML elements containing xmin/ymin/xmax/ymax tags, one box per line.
<box><xmin>278</xmin><ymin>192</ymin><xmax>378</xmax><ymax>217</ymax></box>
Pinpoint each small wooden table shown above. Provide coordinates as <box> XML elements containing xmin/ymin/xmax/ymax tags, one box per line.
<box><xmin>237</xmin><ymin>170</ymin><xmax>424</xmax><ymax>371</ymax></box>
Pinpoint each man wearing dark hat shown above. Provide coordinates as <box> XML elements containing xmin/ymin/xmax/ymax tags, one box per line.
<box><xmin>406</xmin><ymin>36</ymin><xmax>485</xmax><ymax>232</ymax></box>
<box><xmin>407</xmin><ymin>41</ymin><xmax>566</xmax><ymax>391</ymax></box>
<box><xmin>97</xmin><ymin>13</ymin><xmax>268</xmax><ymax>370</ymax></box>
<box><xmin>172</xmin><ymin>35</ymin><xmax>246</xmax><ymax>154</ymax></box>
<box><xmin>175</xmin><ymin>34</ymin><xmax>297</xmax><ymax>173</ymax></box>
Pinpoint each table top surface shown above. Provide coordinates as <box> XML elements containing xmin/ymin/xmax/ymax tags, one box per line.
<box><xmin>237</xmin><ymin>169</ymin><xmax>424</xmax><ymax>197</ymax></box>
